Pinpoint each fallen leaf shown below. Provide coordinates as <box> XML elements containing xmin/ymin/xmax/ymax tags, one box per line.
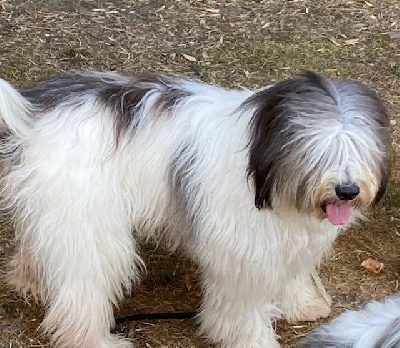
<box><xmin>182</xmin><ymin>53</ymin><xmax>197</xmax><ymax>62</ymax></box>
<box><xmin>185</xmin><ymin>273</ymin><xmax>196</xmax><ymax>291</ymax></box>
<box><xmin>344</xmin><ymin>38</ymin><xmax>359</xmax><ymax>45</ymax></box>
<box><xmin>204</xmin><ymin>8</ymin><xmax>220</xmax><ymax>14</ymax></box>
<box><xmin>328</xmin><ymin>37</ymin><xmax>341</xmax><ymax>47</ymax></box>
<box><xmin>154</xmin><ymin>5</ymin><xmax>165</xmax><ymax>13</ymax></box>
<box><xmin>361</xmin><ymin>258</ymin><xmax>384</xmax><ymax>274</ymax></box>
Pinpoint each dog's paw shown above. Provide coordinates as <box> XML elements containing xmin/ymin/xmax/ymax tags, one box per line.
<box><xmin>98</xmin><ymin>335</ymin><xmax>134</xmax><ymax>348</ymax></box>
<box><xmin>225</xmin><ymin>339</ymin><xmax>280</xmax><ymax>348</ymax></box>
<box><xmin>288</xmin><ymin>297</ymin><xmax>331</xmax><ymax>323</ymax></box>
<box><xmin>7</xmin><ymin>252</ymin><xmax>46</xmax><ymax>304</ymax></box>
<box><xmin>253</xmin><ymin>341</ymin><xmax>280</xmax><ymax>348</ymax></box>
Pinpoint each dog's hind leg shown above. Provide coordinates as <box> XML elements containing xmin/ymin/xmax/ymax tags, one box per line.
<box><xmin>6</xmin><ymin>144</ymin><xmax>142</xmax><ymax>347</ymax></box>
<box><xmin>7</xmin><ymin>243</ymin><xmax>47</xmax><ymax>304</ymax></box>
<box><xmin>33</xmin><ymin>177</ymin><xmax>139</xmax><ymax>347</ymax></box>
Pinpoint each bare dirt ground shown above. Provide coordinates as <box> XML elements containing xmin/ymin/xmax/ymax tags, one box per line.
<box><xmin>0</xmin><ymin>0</ymin><xmax>399</xmax><ymax>347</ymax></box>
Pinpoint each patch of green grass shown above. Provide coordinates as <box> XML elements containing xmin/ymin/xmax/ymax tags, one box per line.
<box><xmin>207</xmin><ymin>30</ymin><xmax>394</xmax><ymax>88</ymax></box>
<box><xmin>392</xmin><ymin>66</ymin><xmax>400</xmax><ymax>79</ymax></box>
<box><xmin>1</xmin><ymin>61</ymin><xmax>59</xmax><ymax>87</ymax></box>
<box><xmin>383</xmin><ymin>179</ymin><xmax>400</xmax><ymax>210</ymax></box>
<box><xmin>1</xmin><ymin>67</ymin><xmax>29</xmax><ymax>85</ymax></box>
<box><xmin>59</xmin><ymin>48</ymin><xmax>90</xmax><ymax>63</ymax></box>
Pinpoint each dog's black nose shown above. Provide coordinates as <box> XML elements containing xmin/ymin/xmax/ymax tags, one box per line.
<box><xmin>335</xmin><ymin>184</ymin><xmax>360</xmax><ymax>201</ymax></box>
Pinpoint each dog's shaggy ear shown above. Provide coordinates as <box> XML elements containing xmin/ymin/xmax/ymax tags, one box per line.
<box><xmin>374</xmin><ymin>157</ymin><xmax>390</xmax><ymax>204</ymax></box>
<box><xmin>369</xmin><ymin>96</ymin><xmax>390</xmax><ymax>206</ymax></box>
<box><xmin>245</xmin><ymin>87</ymin><xmax>286</xmax><ymax>210</ymax></box>
<box><xmin>245</xmin><ymin>72</ymin><xmax>329</xmax><ymax>209</ymax></box>
<box><xmin>244</xmin><ymin>75</ymin><xmax>314</xmax><ymax>209</ymax></box>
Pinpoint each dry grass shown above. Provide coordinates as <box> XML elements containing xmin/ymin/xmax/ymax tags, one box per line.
<box><xmin>0</xmin><ymin>0</ymin><xmax>399</xmax><ymax>347</ymax></box>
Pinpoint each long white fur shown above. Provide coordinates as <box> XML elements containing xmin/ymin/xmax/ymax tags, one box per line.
<box><xmin>0</xmin><ymin>78</ymin><xmax>32</xmax><ymax>137</ymax></box>
<box><xmin>0</xmin><ymin>72</ymin><xmax>388</xmax><ymax>348</ymax></box>
<box><xmin>300</xmin><ymin>294</ymin><xmax>400</xmax><ymax>348</ymax></box>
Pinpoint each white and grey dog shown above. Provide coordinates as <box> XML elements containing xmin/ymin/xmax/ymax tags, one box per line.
<box><xmin>0</xmin><ymin>71</ymin><xmax>389</xmax><ymax>348</ymax></box>
<box><xmin>300</xmin><ymin>294</ymin><xmax>400</xmax><ymax>348</ymax></box>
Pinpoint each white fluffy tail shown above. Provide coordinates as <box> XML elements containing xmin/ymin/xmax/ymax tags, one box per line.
<box><xmin>0</xmin><ymin>78</ymin><xmax>32</xmax><ymax>138</ymax></box>
<box><xmin>299</xmin><ymin>294</ymin><xmax>400</xmax><ymax>348</ymax></box>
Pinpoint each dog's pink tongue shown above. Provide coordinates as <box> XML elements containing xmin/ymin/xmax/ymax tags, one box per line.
<box><xmin>326</xmin><ymin>203</ymin><xmax>351</xmax><ymax>225</ymax></box>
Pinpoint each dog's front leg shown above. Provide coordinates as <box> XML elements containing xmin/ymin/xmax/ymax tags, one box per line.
<box><xmin>197</xmin><ymin>264</ymin><xmax>281</xmax><ymax>348</ymax></box>
<box><xmin>279</xmin><ymin>273</ymin><xmax>331</xmax><ymax>323</ymax></box>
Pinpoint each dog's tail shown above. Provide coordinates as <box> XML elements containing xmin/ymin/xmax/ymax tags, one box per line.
<box><xmin>0</xmin><ymin>78</ymin><xmax>32</xmax><ymax>138</ymax></box>
<box><xmin>298</xmin><ymin>295</ymin><xmax>400</xmax><ymax>348</ymax></box>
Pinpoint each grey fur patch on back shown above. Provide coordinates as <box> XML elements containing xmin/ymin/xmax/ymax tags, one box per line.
<box><xmin>99</xmin><ymin>74</ymin><xmax>191</xmax><ymax>143</ymax></box>
<box><xmin>21</xmin><ymin>72</ymin><xmax>129</xmax><ymax>110</ymax></box>
<box><xmin>21</xmin><ymin>72</ymin><xmax>191</xmax><ymax>145</ymax></box>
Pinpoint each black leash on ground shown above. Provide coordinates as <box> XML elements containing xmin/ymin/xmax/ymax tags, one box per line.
<box><xmin>115</xmin><ymin>311</ymin><xmax>197</xmax><ymax>325</ymax></box>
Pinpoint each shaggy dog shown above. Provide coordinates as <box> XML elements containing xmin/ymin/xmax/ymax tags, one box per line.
<box><xmin>0</xmin><ymin>71</ymin><xmax>389</xmax><ymax>347</ymax></box>
<box><xmin>299</xmin><ymin>294</ymin><xmax>400</xmax><ymax>348</ymax></box>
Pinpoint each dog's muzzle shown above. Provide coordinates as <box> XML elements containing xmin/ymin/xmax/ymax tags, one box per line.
<box><xmin>321</xmin><ymin>183</ymin><xmax>360</xmax><ymax>226</ymax></box>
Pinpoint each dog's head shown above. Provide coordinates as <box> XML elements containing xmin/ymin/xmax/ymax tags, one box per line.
<box><xmin>246</xmin><ymin>72</ymin><xmax>389</xmax><ymax>225</ymax></box>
